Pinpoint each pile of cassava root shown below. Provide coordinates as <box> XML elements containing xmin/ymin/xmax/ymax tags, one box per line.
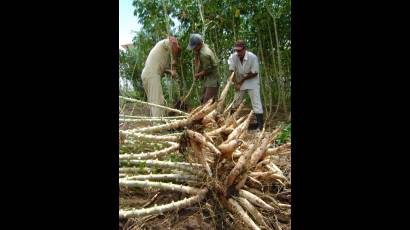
<box><xmin>119</xmin><ymin>73</ymin><xmax>291</xmax><ymax>230</ymax></box>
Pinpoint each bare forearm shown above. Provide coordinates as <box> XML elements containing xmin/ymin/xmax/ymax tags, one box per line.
<box><xmin>240</xmin><ymin>72</ymin><xmax>257</xmax><ymax>83</ymax></box>
<box><xmin>194</xmin><ymin>70</ymin><xmax>208</xmax><ymax>79</ymax></box>
<box><xmin>171</xmin><ymin>58</ymin><xmax>178</xmax><ymax>71</ymax></box>
<box><xmin>165</xmin><ymin>65</ymin><xmax>177</xmax><ymax>79</ymax></box>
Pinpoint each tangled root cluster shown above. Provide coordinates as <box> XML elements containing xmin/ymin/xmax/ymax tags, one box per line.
<box><xmin>119</xmin><ymin>74</ymin><xmax>291</xmax><ymax>230</ymax></box>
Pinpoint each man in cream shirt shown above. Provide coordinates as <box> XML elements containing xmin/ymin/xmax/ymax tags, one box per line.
<box><xmin>141</xmin><ymin>36</ymin><xmax>181</xmax><ymax>117</ymax></box>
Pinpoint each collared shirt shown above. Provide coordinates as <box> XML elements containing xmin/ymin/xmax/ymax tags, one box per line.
<box><xmin>228</xmin><ymin>50</ymin><xmax>260</xmax><ymax>90</ymax></box>
<box><xmin>196</xmin><ymin>44</ymin><xmax>219</xmax><ymax>87</ymax></box>
<box><xmin>142</xmin><ymin>39</ymin><xmax>172</xmax><ymax>76</ymax></box>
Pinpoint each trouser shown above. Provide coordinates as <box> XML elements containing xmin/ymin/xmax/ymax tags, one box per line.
<box><xmin>232</xmin><ymin>89</ymin><xmax>263</xmax><ymax>114</ymax></box>
<box><xmin>232</xmin><ymin>88</ymin><xmax>264</xmax><ymax>130</ymax></box>
<box><xmin>201</xmin><ymin>86</ymin><xmax>219</xmax><ymax>104</ymax></box>
<box><xmin>141</xmin><ymin>70</ymin><xmax>165</xmax><ymax>117</ymax></box>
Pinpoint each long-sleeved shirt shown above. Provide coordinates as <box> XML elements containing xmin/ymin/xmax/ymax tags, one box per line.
<box><xmin>142</xmin><ymin>39</ymin><xmax>172</xmax><ymax>76</ymax></box>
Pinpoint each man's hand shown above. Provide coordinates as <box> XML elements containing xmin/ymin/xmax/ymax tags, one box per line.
<box><xmin>171</xmin><ymin>59</ymin><xmax>178</xmax><ymax>66</ymax></box>
<box><xmin>235</xmin><ymin>83</ymin><xmax>241</xmax><ymax>91</ymax></box>
<box><xmin>194</xmin><ymin>71</ymin><xmax>204</xmax><ymax>79</ymax></box>
<box><xmin>242</xmin><ymin>72</ymin><xmax>257</xmax><ymax>82</ymax></box>
<box><xmin>165</xmin><ymin>69</ymin><xmax>177</xmax><ymax>79</ymax></box>
<box><xmin>170</xmin><ymin>69</ymin><xmax>177</xmax><ymax>79</ymax></box>
<box><xmin>230</xmin><ymin>71</ymin><xmax>240</xmax><ymax>91</ymax></box>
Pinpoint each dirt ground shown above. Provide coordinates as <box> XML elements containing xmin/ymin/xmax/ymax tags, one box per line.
<box><xmin>119</xmin><ymin>102</ymin><xmax>291</xmax><ymax>230</ymax></box>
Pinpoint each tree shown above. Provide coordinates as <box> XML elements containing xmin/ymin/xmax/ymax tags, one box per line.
<box><xmin>123</xmin><ymin>0</ymin><xmax>291</xmax><ymax>118</ymax></box>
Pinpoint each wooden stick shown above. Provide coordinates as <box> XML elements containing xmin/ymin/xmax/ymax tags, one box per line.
<box><xmin>119</xmin><ymin>96</ymin><xmax>188</xmax><ymax>115</ymax></box>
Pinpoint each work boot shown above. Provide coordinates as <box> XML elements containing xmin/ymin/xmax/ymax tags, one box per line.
<box><xmin>248</xmin><ymin>123</ymin><xmax>258</xmax><ymax>130</ymax></box>
<box><xmin>256</xmin><ymin>113</ymin><xmax>264</xmax><ymax>131</ymax></box>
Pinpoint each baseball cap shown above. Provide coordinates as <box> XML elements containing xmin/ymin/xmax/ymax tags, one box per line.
<box><xmin>187</xmin><ymin>33</ymin><xmax>203</xmax><ymax>50</ymax></box>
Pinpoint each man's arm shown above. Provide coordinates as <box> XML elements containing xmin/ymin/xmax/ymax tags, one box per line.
<box><xmin>227</xmin><ymin>54</ymin><xmax>242</xmax><ymax>90</ymax></box>
<box><xmin>194</xmin><ymin>53</ymin><xmax>213</xmax><ymax>79</ymax></box>
<box><xmin>238</xmin><ymin>56</ymin><xmax>259</xmax><ymax>85</ymax></box>
<box><xmin>238</xmin><ymin>72</ymin><xmax>258</xmax><ymax>84</ymax></box>
<box><xmin>228</xmin><ymin>70</ymin><xmax>245</xmax><ymax>91</ymax></box>
<box><xmin>170</xmin><ymin>58</ymin><xmax>178</xmax><ymax>78</ymax></box>
<box><xmin>164</xmin><ymin>57</ymin><xmax>178</xmax><ymax>78</ymax></box>
<box><xmin>233</xmin><ymin>72</ymin><xmax>257</xmax><ymax>90</ymax></box>
<box><xmin>194</xmin><ymin>70</ymin><xmax>206</xmax><ymax>79</ymax></box>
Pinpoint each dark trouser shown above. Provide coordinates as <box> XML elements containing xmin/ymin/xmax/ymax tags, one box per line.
<box><xmin>201</xmin><ymin>87</ymin><xmax>219</xmax><ymax>104</ymax></box>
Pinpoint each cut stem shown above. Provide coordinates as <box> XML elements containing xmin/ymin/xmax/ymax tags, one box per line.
<box><xmin>120</xmin><ymin>159</ymin><xmax>203</xmax><ymax>174</ymax></box>
<box><xmin>124</xmin><ymin>173</ymin><xmax>198</xmax><ymax>182</ymax></box>
<box><xmin>119</xmin><ymin>142</ymin><xmax>179</xmax><ymax>160</ymax></box>
<box><xmin>119</xmin><ymin>96</ymin><xmax>188</xmax><ymax>115</ymax></box>
<box><xmin>119</xmin><ymin>179</ymin><xmax>201</xmax><ymax>194</ymax></box>
<box><xmin>119</xmin><ymin>189</ymin><xmax>208</xmax><ymax>218</ymax></box>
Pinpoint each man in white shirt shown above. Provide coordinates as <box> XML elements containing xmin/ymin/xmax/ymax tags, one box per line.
<box><xmin>228</xmin><ymin>40</ymin><xmax>264</xmax><ymax>130</ymax></box>
<box><xmin>141</xmin><ymin>36</ymin><xmax>181</xmax><ymax>117</ymax></box>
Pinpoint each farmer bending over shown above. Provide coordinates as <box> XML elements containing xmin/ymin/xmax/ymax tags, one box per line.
<box><xmin>141</xmin><ymin>36</ymin><xmax>181</xmax><ymax>117</ymax></box>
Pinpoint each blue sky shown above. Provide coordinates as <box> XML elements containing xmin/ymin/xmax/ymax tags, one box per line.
<box><xmin>119</xmin><ymin>0</ymin><xmax>141</xmax><ymax>49</ymax></box>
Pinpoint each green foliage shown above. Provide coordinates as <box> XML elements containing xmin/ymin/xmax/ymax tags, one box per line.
<box><xmin>137</xmin><ymin>161</ymin><xmax>147</xmax><ymax>170</ymax></box>
<box><xmin>119</xmin><ymin>148</ymin><xmax>125</xmax><ymax>154</ymax></box>
<box><xmin>120</xmin><ymin>0</ymin><xmax>291</xmax><ymax>115</ymax></box>
<box><xmin>167</xmin><ymin>152</ymin><xmax>184</xmax><ymax>162</ymax></box>
<box><xmin>119</xmin><ymin>46</ymin><xmax>146</xmax><ymax>99</ymax></box>
<box><xmin>276</xmin><ymin>122</ymin><xmax>291</xmax><ymax>145</ymax></box>
<box><xmin>119</xmin><ymin>146</ymin><xmax>130</xmax><ymax>154</ymax></box>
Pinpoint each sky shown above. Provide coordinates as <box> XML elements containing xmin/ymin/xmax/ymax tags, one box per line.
<box><xmin>119</xmin><ymin>0</ymin><xmax>141</xmax><ymax>50</ymax></box>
